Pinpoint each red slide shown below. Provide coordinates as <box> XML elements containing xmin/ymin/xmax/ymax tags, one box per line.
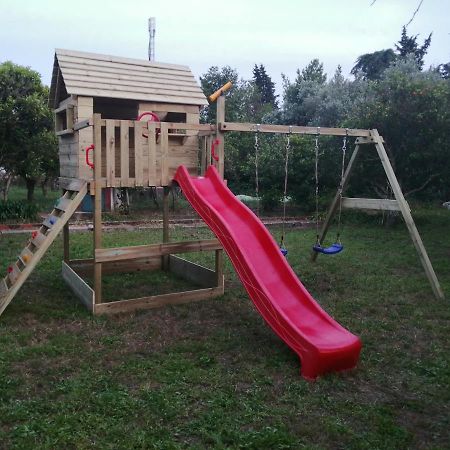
<box><xmin>174</xmin><ymin>165</ymin><xmax>361</xmax><ymax>380</ymax></box>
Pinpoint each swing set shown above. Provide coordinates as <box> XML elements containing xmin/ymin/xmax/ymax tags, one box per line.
<box><xmin>213</xmin><ymin>95</ymin><xmax>444</xmax><ymax>300</ymax></box>
<box><xmin>252</xmin><ymin>123</ymin><xmax>350</xmax><ymax>256</ymax></box>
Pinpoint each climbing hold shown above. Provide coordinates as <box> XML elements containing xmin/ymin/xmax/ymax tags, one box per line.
<box><xmin>7</xmin><ymin>266</ymin><xmax>13</xmax><ymax>274</ymax></box>
<box><xmin>280</xmin><ymin>247</ymin><xmax>288</xmax><ymax>257</ymax></box>
<box><xmin>49</xmin><ymin>217</ymin><xmax>56</xmax><ymax>225</ymax></box>
<box><xmin>22</xmin><ymin>254</ymin><xmax>30</xmax><ymax>263</ymax></box>
<box><xmin>31</xmin><ymin>231</ymin><xmax>38</xmax><ymax>240</ymax></box>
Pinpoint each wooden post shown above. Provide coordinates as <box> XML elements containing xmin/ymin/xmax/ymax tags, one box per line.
<box><xmin>63</xmin><ymin>221</ymin><xmax>70</xmax><ymax>263</ymax></box>
<box><xmin>371</xmin><ymin>130</ymin><xmax>444</xmax><ymax>300</ymax></box>
<box><xmin>200</xmin><ymin>136</ymin><xmax>207</xmax><ymax>175</ymax></box>
<box><xmin>215</xmin><ymin>249</ymin><xmax>224</xmax><ymax>292</ymax></box>
<box><xmin>216</xmin><ymin>96</ymin><xmax>225</xmax><ymax>178</ymax></box>
<box><xmin>311</xmin><ymin>144</ymin><xmax>361</xmax><ymax>261</ymax></box>
<box><xmin>162</xmin><ymin>186</ymin><xmax>170</xmax><ymax>270</ymax></box>
<box><xmin>93</xmin><ymin>113</ymin><xmax>103</xmax><ymax>305</ymax></box>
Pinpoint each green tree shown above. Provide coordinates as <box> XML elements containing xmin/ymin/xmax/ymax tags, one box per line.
<box><xmin>300</xmin><ymin>59</ymin><xmax>327</xmax><ymax>84</ymax></box>
<box><xmin>395</xmin><ymin>26</ymin><xmax>432</xmax><ymax>69</ymax></box>
<box><xmin>0</xmin><ymin>62</ymin><xmax>57</xmax><ymax>201</ymax></box>
<box><xmin>351</xmin><ymin>49</ymin><xmax>397</xmax><ymax>80</ymax></box>
<box><xmin>348</xmin><ymin>57</ymin><xmax>450</xmax><ymax>200</ymax></box>
<box><xmin>252</xmin><ymin>64</ymin><xmax>278</xmax><ymax>108</ymax></box>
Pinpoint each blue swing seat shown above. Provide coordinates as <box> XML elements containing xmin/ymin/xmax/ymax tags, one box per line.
<box><xmin>312</xmin><ymin>242</ymin><xmax>344</xmax><ymax>255</ymax></box>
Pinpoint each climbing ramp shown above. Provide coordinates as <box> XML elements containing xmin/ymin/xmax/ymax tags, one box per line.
<box><xmin>0</xmin><ymin>180</ymin><xmax>87</xmax><ymax>316</ymax></box>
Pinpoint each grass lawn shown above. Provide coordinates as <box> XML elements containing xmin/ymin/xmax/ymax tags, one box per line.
<box><xmin>0</xmin><ymin>207</ymin><xmax>449</xmax><ymax>449</ymax></box>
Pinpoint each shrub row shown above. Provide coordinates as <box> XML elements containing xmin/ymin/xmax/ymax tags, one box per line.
<box><xmin>0</xmin><ymin>200</ymin><xmax>38</xmax><ymax>222</ymax></box>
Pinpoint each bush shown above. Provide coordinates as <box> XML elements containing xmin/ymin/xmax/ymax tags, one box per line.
<box><xmin>0</xmin><ymin>200</ymin><xmax>38</xmax><ymax>222</ymax></box>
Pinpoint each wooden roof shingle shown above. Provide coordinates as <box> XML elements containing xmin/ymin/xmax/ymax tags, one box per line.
<box><xmin>49</xmin><ymin>49</ymin><xmax>207</xmax><ymax>108</ymax></box>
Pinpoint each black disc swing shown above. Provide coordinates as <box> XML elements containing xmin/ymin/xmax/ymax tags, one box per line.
<box><xmin>312</xmin><ymin>128</ymin><xmax>348</xmax><ymax>255</ymax></box>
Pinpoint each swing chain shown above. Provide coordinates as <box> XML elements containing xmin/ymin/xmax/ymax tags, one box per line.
<box><xmin>314</xmin><ymin>127</ymin><xmax>321</xmax><ymax>245</ymax></box>
<box><xmin>336</xmin><ymin>128</ymin><xmax>348</xmax><ymax>243</ymax></box>
<box><xmin>280</xmin><ymin>126</ymin><xmax>292</xmax><ymax>248</ymax></box>
<box><xmin>254</xmin><ymin>124</ymin><xmax>260</xmax><ymax>216</ymax></box>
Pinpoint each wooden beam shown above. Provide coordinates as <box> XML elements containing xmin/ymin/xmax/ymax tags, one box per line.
<box><xmin>99</xmin><ymin>119</ymin><xmax>214</xmax><ymax>131</ymax></box>
<box><xmin>68</xmin><ymin>256</ymin><xmax>162</xmax><ymax>277</ymax></box>
<box><xmin>62</xmin><ymin>261</ymin><xmax>94</xmax><ymax>312</ymax></box>
<box><xmin>220</xmin><ymin>122</ymin><xmax>372</xmax><ymax>137</ymax></box>
<box><xmin>93</xmin><ymin>113</ymin><xmax>103</xmax><ymax>304</ymax></box>
<box><xmin>216</xmin><ymin>96</ymin><xmax>225</xmax><ymax>177</ymax></box>
<box><xmin>341</xmin><ymin>197</ymin><xmax>401</xmax><ymax>211</ymax></box>
<box><xmin>95</xmin><ymin>239</ymin><xmax>221</xmax><ymax>263</ymax></box>
<box><xmin>73</xmin><ymin>118</ymin><xmax>92</xmax><ymax>131</ymax></box>
<box><xmin>94</xmin><ymin>286</ymin><xmax>224</xmax><ymax>315</ymax></box>
<box><xmin>371</xmin><ymin>129</ymin><xmax>444</xmax><ymax>300</ymax></box>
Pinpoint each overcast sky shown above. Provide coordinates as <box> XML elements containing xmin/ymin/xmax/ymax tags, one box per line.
<box><xmin>1</xmin><ymin>0</ymin><xmax>448</xmax><ymax>94</ymax></box>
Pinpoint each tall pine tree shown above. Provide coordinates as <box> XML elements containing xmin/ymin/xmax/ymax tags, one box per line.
<box><xmin>395</xmin><ymin>26</ymin><xmax>432</xmax><ymax>69</ymax></box>
<box><xmin>252</xmin><ymin>64</ymin><xmax>278</xmax><ymax>108</ymax></box>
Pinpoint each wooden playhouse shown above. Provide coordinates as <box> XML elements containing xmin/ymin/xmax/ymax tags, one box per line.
<box><xmin>0</xmin><ymin>49</ymin><xmax>226</xmax><ymax>316</ymax></box>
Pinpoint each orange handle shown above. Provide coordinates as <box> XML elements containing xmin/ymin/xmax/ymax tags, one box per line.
<box><xmin>209</xmin><ymin>81</ymin><xmax>233</xmax><ymax>103</ymax></box>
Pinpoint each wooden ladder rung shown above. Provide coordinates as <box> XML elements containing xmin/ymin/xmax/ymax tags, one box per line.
<box><xmin>65</xmin><ymin>179</ymin><xmax>84</xmax><ymax>192</ymax></box>
<box><xmin>54</xmin><ymin>197</ymin><xmax>72</xmax><ymax>212</ymax></box>
<box><xmin>42</xmin><ymin>215</ymin><xmax>59</xmax><ymax>229</ymax></box>
<box><xmin>31</xmin><ymin>232</ymin><xmax>47</xmax><ymax>248</ymax></box>
<box><xmin>19</xmin><ymin>248</ymin><xmax>34</xmax><ymax>266</ymax></box>
<box><xmin>7</xmin><ymin>264</ymin><xmax>21</xmax><ymax>284</ymax></box>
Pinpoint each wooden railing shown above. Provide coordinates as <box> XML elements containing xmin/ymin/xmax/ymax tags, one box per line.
<box><xmin>80</xmin><ymin>114</ymin><xmax>216</xmax><ymax>187</ymax></box>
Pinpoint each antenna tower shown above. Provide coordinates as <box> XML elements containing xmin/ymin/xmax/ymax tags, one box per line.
<box><xmin>148</xmin><ymin>17</ymin><xmax>156</xmax><ymax>61</ymax></box>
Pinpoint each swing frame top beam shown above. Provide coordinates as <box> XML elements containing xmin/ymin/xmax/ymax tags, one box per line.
<box><xmin>220</xmin><ymin>122</ymin><xmax>371</xmax><ymax>137</ymax></box>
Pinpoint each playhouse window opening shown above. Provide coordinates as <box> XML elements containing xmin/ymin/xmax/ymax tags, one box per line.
<box><xmin>93</xmin><ymin>98</ymin><xmax>139</xmax><ymax>120</ymax></box>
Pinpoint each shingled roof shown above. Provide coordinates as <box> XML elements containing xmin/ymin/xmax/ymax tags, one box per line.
<box><xmin>49</xmin><ymin>49</ymin><xmax>207</xmax><ymax>109</ymax></box>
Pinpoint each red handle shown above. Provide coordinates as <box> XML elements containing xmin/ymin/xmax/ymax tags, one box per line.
<box><xmin>137</xmin><ymin>111</ymin><xmax>161</xmax><ymax>138</ymax></box>
<box><xmin>211</xmin><ymin>139</ymin><xmax>220</xmax><ymax>161</ymax></box>
<box><xmin>137</xmin><ymin>111</ymin><xmax>160</xmax><ymax>122</ymax></box>
<box><xmin>86</xmin><ymin>144</ymin><xmax>95</xmax><ymax>169</ymax></box>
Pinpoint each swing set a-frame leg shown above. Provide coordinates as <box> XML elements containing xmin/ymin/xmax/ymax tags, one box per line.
<box><xmin>311</xmin><ymin>130</ymin><xmax>444</xmax><ymax>300</ymax></box>
<box><xmin>311</xmin><ymin>143</ymin><xmax>361</xmax><ymax>262</ymax></box>
<box><xmin>371</xmin><ymin>130</ymin><xmax>444</xmax><ymax>300</ymax></box>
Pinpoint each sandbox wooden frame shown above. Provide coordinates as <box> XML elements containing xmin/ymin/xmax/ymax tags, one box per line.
<box><xmin>60</xmin><ymin>112</ymin><xmax>225</xmax><ymax>315</ymax></box>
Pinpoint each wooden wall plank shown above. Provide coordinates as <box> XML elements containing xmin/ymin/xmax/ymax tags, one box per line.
<box><xmin>95</xmin><ymin>239</ymin><xmax>221</xmax><ymax>263</ymax></box>
<box><xmin>105</xmin><ymin>120</ymin><xmax>115</xmax><ymax>186</ymax></box>
<box><xmin>94</xmin><ymin>287</ymin><xmax>223</xmax><ymax>315</ymax></box>
<box><xmin>160</xmin><ymin>122</ymin><xmax>169</xmax><ymax>185</ymax></box>
<box><xmin>120</xmin><ymin>120</ymin><xmax>129</xmax><ymax>183</ymax></box>
<box><xmin>134</xmin><ymin>121</ymin><xmax>143</xmax><ymax>186</ymax></box>
<box><xmin>168</xmin><ymin>255</ymin><xmax>218</xmax><ymax>289</ymax></box>
<box><xmin>62</xmin><ymin>261</ymin><xmax>94</xmax><ymax>312</ymax></box>
<box><xmin>147</xmin><ymin>122</ymin><xmax>157</xmax><ymax>186</ymax></box>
